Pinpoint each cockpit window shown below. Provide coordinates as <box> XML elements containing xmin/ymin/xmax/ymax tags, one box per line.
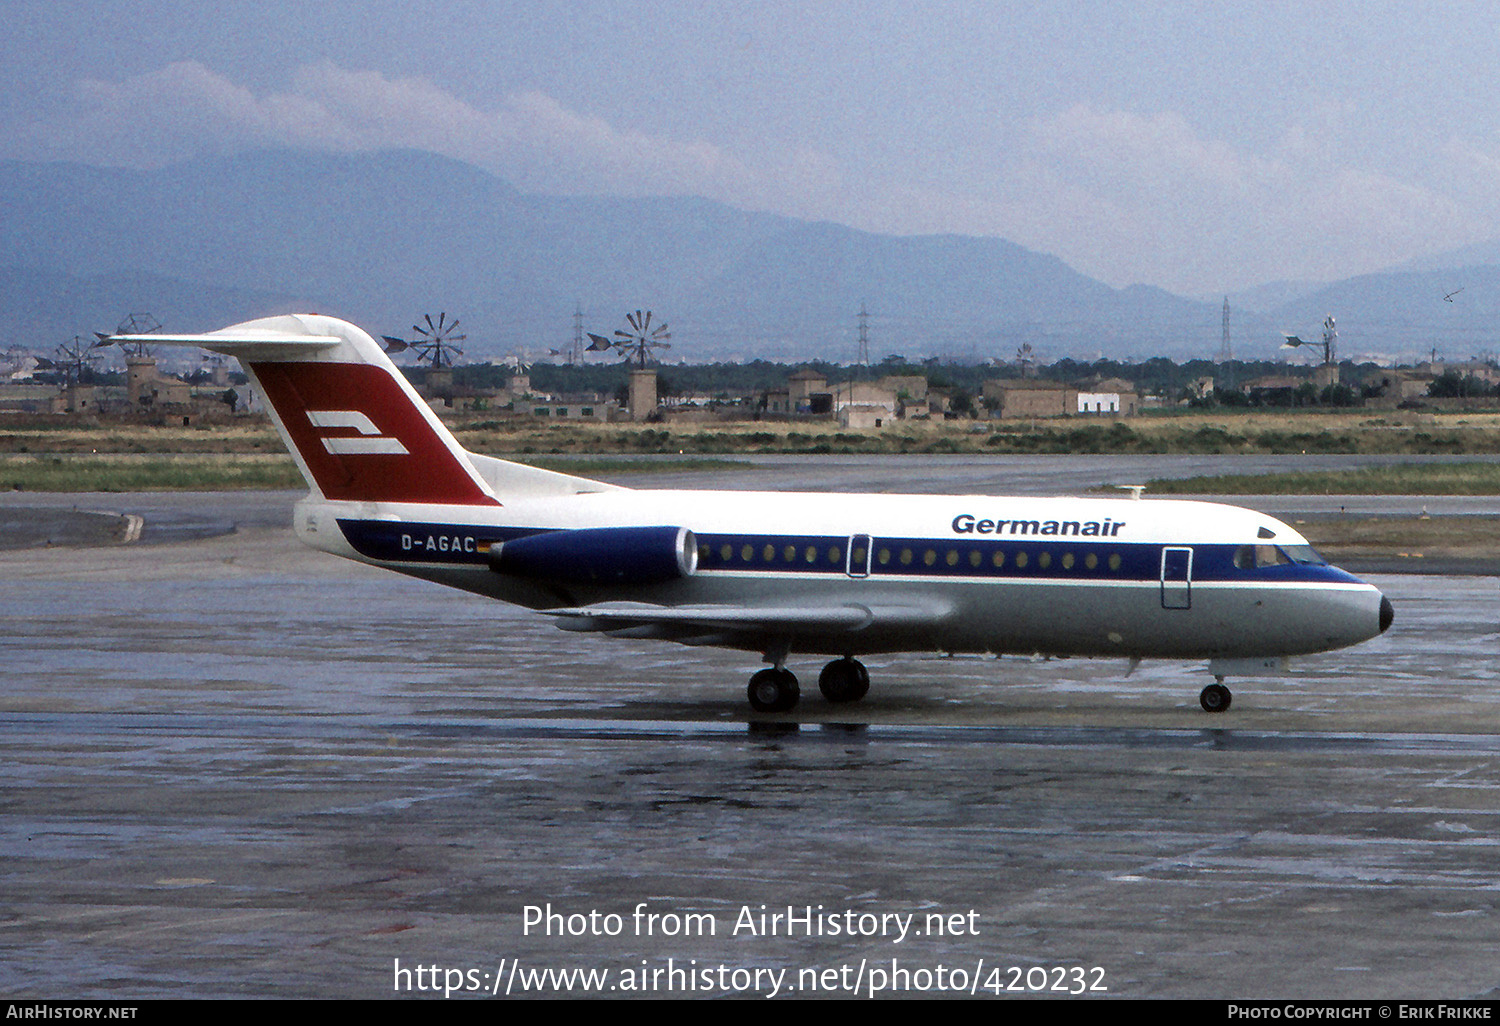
<box><xmin>1235</xmin><ymin>543</ymin><xmax>1326</xmax><ymax>568</ymax></box>
<box><xmin>1257</xmin><ymin>545</ymin><xmax>1289</xmax><ymax>567</ymax></box>
<box><xmin>1280</xmin><ymin>544</ymin><xmax>1327</xmax><ymax>566</ymax></box>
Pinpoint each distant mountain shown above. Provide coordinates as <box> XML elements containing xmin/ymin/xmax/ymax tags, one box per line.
<box><xmin>0</xmin><ymin>148</ymin><xmax>1417</xmax><ymax>363</ymax></box>
<box><xmin>1393</xmin><ymin>240</ymin><xmax>1500</xmax><ymax>275</ymax></box>
<box><xmin>0</xmin><ymin>266</ymin><xmax>307</xmax><ymax>350</ymax></box>
<box><xmin>1259</xmin><ymin>265</ymin><xmax>1500</xmax><ymax>363</ymax></box>
<box><xmin>1223</xmin><ymin>279</ymin><xmax>1328</xmax><ymax>315</ymax></box>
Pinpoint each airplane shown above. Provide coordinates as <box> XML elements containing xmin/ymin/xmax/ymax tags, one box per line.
<box><xmin>102</xmin><ymin>314</ymin><xmax>1394</xmax><ymax>715</ymax></box>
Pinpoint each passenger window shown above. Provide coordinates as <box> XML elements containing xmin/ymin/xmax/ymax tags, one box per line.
<box><xmin>877</xmin><ymin>548</ymin><xmax>890</xmax><ymax>565</ymax></box>
<box><xmin>1085</xmin><ymin>552</ymin><xmax>1098</xmax><ymax>570</ymax></box>
<box><xmin>992</xmin><ymin>550</ymin><xmax>1005</xmax><ymax>568</ymax></box>
<box><xmin>1015</xmin><ymin>551</ymin><xmax>1029</xmax><ymax>569</ymax></box>
<box><xmin>784</xmin><ymin>544</ymin><xmax>797</xmax><ymax>562</ymax></box>
<box><xmin>900</xmin><ymin>548</ymin><xmax>913</xmax><ymax>565</ymax></box>
<box><xmin>763</xmin><ymin>544</ymin><xmax>775</xmax><ymax>562</ymax></box>
<box><xmin>719</xmin><ymin>543</ymin><xmax>732</xmax><ymax>561</ymax></box>
<box><xmin>1108</xmin><ymin>553</ymin><xmax>1121</xmax><ymax>571</ymax></box>
<box><xmin>1062</xmin><ymin>552</ymin><xmax>1074</xmax><ymax>569</ymax></box>
<box><xmin>804</xmin><ymin>546</ymin><xmax>817</xmax><ymax>564</ymax></box>
<box><xmin>946</xmin><ymin>550</ymin><xmax>959</xmax><ymax>567</ymax></box>
<box><xmin>923</xmin><ymin>549</ymin><xmax>937</xmax><ymax>566</ymax></box>
<box><xmin>741</xmin><ymin>544</ymin><xmax>753</xmax><ymax>561</ymax></box>
<box><xmin>969</xmin><ymin>549</ymin><xmax>983</xmax><ymax>568</ymax></box>
<box><xmin>1038</xmin><ymin>552</ymin><xmax>1051</xmax><ymax>569</ymax></box>
<box><xmin>829</xmin><ymin>547</ymin><xmax>842</xmax><ymax>564</ymax></box>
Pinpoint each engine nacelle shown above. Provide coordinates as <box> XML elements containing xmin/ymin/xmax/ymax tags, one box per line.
<box><xmin>489</xmin><ymin>525</ymin><xmax>698</xmax><ymax>586</ymax></box>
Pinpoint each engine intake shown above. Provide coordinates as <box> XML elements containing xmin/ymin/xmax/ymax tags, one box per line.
<box><xmin>489</xmin><ymin>525</ymin><xmax>697</xmax><ymax>586</ymax></box>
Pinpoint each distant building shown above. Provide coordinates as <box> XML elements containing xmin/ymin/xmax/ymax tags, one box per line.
<box><xmin>836</xmin><ymin>381</ymin><xmax>898</xmax><ymax>425</ymax></box>
<box><xmin>1239</xmin><ymin>374</ymin><xmax>1304</xmax><ymax>404</ymax></box>
<box><xmin>126</xmin><ymin>356</ymin><xmax>192</xmax><ymax>409</ymax></box>
<box><xmin>1077</xmin><ymin>392</ymin><xmax>1125</xmax><ymax>415</ymax></box>
<box><xmin>1076</xmin><ymin>377</ymin><xmax>1140</xmax><ymax>416</ymax></box>
<box><xmin>925</xmin><ymin>387</ymin><xmax>953</xmax><ymax>418</ymax></box>
<box><xmin>787</xmin><ymin>368</ymin><xmax>829</xmax><ymax>414</ymax></box>
<box><xmin>1357</xmin><ymin>367</ymin><xmax>1432</xmax><ymax>406</ymax></box>
<box><xmin>982</xmin><ymin>379</ymin><xmax>1078</xmax><ymax>419</ymax></box>
<box><xmin>527</xmin><ymin>401</ymin><xmax>614</xmax><ymax>421</ymax></box>
<box><xmin>1442</xmin><ymin>360</ymin><xmax>1500</xmax><ymax>386</ymax></box>
<box><xmin>880</xmin><ymin>374</ymin><xmax>928</xmax><ymax>401</ymax></box>
<box><xmin>50</xmin><ymin>384</ymin><xmax>101</xmax><ymax>415</ymax></box>
<box><xmin>838</xmin><ymin>404</ymin><xmax>891</xmax><ymax>429</ymax></box>
<box><xmin>758</xmin><ymin>370</ymin><xmax>943</xmax><ymax>423</ymax></box>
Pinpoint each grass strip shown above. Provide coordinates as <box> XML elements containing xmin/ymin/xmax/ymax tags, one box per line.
<box><xmin>0</xmin><ymin>455</ymin><xmax>305</xmax><ymax>492</ymax></box>
<box><xmin>1145</xmin><ymin>462</ymin><xmax>1500</xmax><ymax>495</ymax></box>
<box><xmin>0</xmin><ymin>453</ymin><xmax>746</xmax><ymax>491</ymax></box>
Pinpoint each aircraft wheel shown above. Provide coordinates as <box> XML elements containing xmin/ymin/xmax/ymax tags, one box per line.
<box><xmin>748</xmin><ymin>668</ymin><xmax>800</xmax><ymax>713</ymax></box>
<box><xmin>818</xmin><ymin>658</ymin><xmax>870</xmax><ymax>703</ymax></box>
<box><xmin>1199</xmin><ymin>682</ymin><xmax>1232</xmax><ymax>713</ymax></box>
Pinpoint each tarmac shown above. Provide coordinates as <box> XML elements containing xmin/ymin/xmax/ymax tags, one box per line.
<box><xmin>2</xmin><ymin>466</ymin><xmax>1499</xmax><ymax>1000</ymax></box>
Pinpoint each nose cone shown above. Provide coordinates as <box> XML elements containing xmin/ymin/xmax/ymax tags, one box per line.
<box><xmin>1379</xmin><ymin>594</ymin><xmax>1394</xmax><ymax>634</ymax></box>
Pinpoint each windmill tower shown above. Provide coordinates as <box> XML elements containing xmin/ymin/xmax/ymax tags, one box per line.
<box><xmin>1280</xmin><ymin>315</ymin><xmax>1339</xmax><ymax>387</ymax></box>
<box><xmin>383</xmin><ymin>313</ymin><xmax>466</xmax><ymax>399</ymax></box>
<box><xmin>1318</xmin><ymin>315</ymin><xmax>1339</xmax><ymax>387</ymax></box>
<box><xmin>1016</xmin><ymin>342</ymin><xmax>1036</xmax><ymax>379</ymax></box>
<box><xmin>586</xmin><ymin>310</ymin><xmax>672</xmax><ymax>421</ymax></box>
<box><xmin>505</xmin><ymin>350</ymin><xmax>532</xmax><ymax>396</ymax></box>
<box><xmin>115</xmin><ymin>313</ymin><xmax>164</xmax><ymax>408</ymax></box>
<box><xmin>55</xmin><ymin>335</ymin><xmax>101</xmax><ymax>414</ymax></box>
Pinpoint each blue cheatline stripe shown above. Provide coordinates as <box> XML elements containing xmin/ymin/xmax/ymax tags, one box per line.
<box><xmin>334</xmin><ymin>520</ymin><xmax>1360</xmax><ymax>585</ymax></box>
<box><xmin>695</xmin><ymin>534</ymin><xmax>1356</xmax><ymax>584</ymax></box>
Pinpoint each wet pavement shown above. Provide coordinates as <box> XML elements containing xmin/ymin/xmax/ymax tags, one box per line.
<box><xmin>2</xmin><ymin>465</ymin><xmax>1499</xmax><ymax>1000</ymax></box>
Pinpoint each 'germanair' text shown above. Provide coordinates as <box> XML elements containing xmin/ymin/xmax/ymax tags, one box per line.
<box><xmin>951</xmin><ymin>514</ymin><xmax>1124</xmax><ymax>537</ymax></box>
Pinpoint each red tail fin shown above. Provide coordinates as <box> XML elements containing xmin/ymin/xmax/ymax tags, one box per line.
<box><xmin>251</xmin><ymin>360</ymin><xmax>498</xmax><ymax>505</ymax></box>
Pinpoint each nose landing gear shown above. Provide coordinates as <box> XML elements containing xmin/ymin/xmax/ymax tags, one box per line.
<box><xmin>1199</xmin><ymin>678</ymin><xmax>1232</xmax><ymax>713</ymax></box>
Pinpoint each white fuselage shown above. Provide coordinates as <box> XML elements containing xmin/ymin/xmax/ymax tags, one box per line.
<box><xmin>294</xmin><ymin>488</ymin><xmax>1388</xmax><ymax>662</ymax></box>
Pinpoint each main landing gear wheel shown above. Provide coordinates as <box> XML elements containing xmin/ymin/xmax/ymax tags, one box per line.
<box><xmin>748</xmin><ymin>668</ymin><xmax>800</xmax><ymax>713</ymax></box>
<box><xmin>818</xmin><ymin>658</ymin><xmax>871</xmax><ymax>703</ymax></box>
<box><xmin>1200</xmin><ymin>682</ymin><xmax>1232</xmax><ymax>713</ymax></box>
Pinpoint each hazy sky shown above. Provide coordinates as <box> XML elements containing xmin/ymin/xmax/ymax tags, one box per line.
<box><xmin>6</xmin><ymin>1</ymin><xmax>1500</xmax><ymax>296</ymax></box>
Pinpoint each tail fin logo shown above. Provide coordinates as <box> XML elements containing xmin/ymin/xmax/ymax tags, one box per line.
<box><xmin>307</xmin><ymin>411</ymin><xmax>410</xmax><ymax>455</ymax></box>
<box><xmin>250</xmin><ymin>361</ymin><xmax>499</xmax><ymax>505</ymax></box>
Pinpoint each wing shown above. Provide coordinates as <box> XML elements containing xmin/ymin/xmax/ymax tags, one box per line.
<box><xmin>543</xmin><ymin>600</ymin><xmax>950</xmax><ymax>646</ymax></box>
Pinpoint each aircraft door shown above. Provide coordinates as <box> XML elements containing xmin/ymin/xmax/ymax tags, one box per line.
<box><xmin>1160</xmin><ymin>546</ymin><xmax>1192</xmax><ymax>610</ymax></box>
<box><xmin>847</xmin><ymin>534</ymin><xmax>872</xmax><ymax>578</ymax></box>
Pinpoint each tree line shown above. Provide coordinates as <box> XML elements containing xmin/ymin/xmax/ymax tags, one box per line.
<box><xmin>442</xmin><ymin>356</ymin><xmax>1396</xmax><ymax>405</ymax></box>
